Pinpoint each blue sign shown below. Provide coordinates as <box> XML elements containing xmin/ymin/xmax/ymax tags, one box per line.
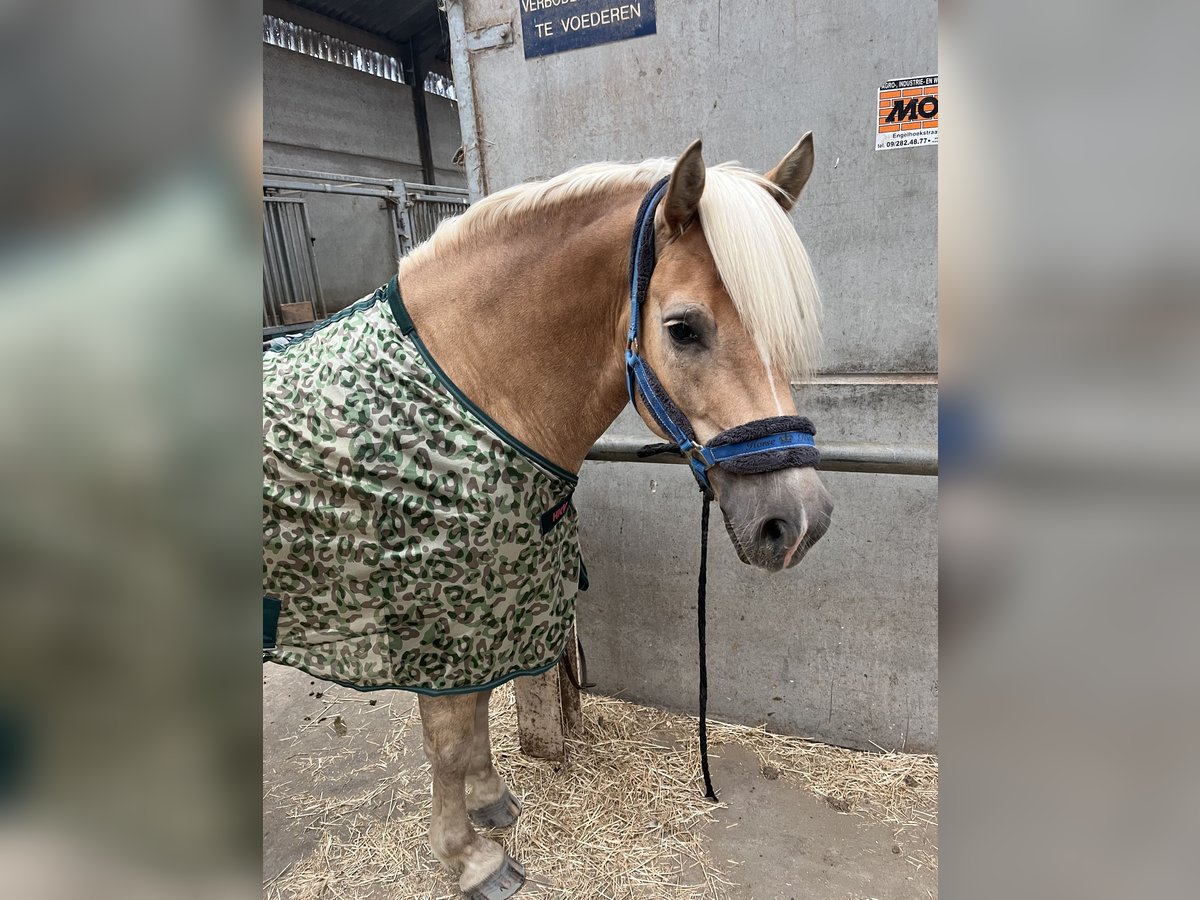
<box><xmin>519</xmin><ymin>0</ymin><xmax>656</xmax><ymax>59</ymax></box>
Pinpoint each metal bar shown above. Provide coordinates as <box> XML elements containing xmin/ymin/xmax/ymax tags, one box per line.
<box><xmin>406</xmin><ymin>191</ymin><xmax>469</xmax><ymax>203</ymax></box>
<box><xmin>298</xmin><ymin>201</ymin><xmax>325</xmax><ymax>318</ymax></box>
<box><xmin>276</xmin><ymin>202</ymin><xmax>296</xmax><ymax>304</ymax></box>
<box><xmin>262</xmin><ymin>218</ymin><xmax>276</xmax><ymax>323</ymax></box>
<box><xmin>390</xmin><ymin>182</ymin><xmax>410</xmax><ymax>258</ymax></box>
<box><xmin>401</xmin><ymin>183</ymin><xmax>469</xmax><ymax>196</ymax></box>
<box><xmin>262</xmin><ymin>213</ymin><xmax>284</xmax><ymax>324</ymax></box>
<box><xmin>290</xmin><ymin>204</ymin><xmax>311</xmax><ymax>307</ymax></box>
<box><xmin>264</xmin><ymin>166</ymin><xmax>400</xmax><ymax>187</ymax></box>
<box><xmin>385</xmin><ymin>199</ymin><xmax>404</xmax><ymax>265</ymax></box>
<box><xmin>264</xmin><ymin>259</ymin><xmax>282</xmax><ymax>324</ymax></box>
<box><xmin>399</xmin><ymin>185</ymin><xmax>417</xmax><ymax>257</ymax></box>
<box><xmin>586</xmin><ymin>437</ymin><xmax>938</xmax><ymax>477</ymax></box>
<box><xmin>444</xmin><ymin>0</ymin><xmax>486</xmax><ymax>201</ymax></box>
<box><xmin>269</xmin><ymin>206</ymin><xmax>288</xmax><ymax>308</ymax></box>
<box><xmin>262</xmin><ymin>269</ymin><xmax>272</xmax><ymax>327</ymax></box>
<box><xmin>264</xmin><ymin>179</ymin><xmax>401</xmax><ymax>199</ymax></box>
<box><xmin>279</xmin><ymin>203</ymin><xmax>301</xmax><ymax>303</ymax></box>
<box><xmin>286</xmin><ymin>202</ymin><xmax>311</xmax><ymax>309</ymax></box>
<box><xmin>413</xmin><ymin>201</ymin><xmax>429</xmax><ymax>245</ymax></box>
<box><xmin>262</xmin><ymin>171</ymin><xmax>467</xmax><ymax>198</ymax></box>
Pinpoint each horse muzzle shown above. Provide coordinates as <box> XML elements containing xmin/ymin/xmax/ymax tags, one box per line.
<box><xmin>712</xmin><ymin>466</ymin><xmax>833</xmax><ymax>572</ymax></box>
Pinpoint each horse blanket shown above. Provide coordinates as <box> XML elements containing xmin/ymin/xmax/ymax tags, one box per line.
<box><xmin>263</xmin><ymin>278</ymin><xmax>583</xmax><ymax>694</ymax></box>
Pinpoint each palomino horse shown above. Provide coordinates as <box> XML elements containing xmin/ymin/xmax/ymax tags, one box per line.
<box><xmin>263</xmin><ymin>137</ymin><xmax>831</xmax><ymax>898</ymax></box>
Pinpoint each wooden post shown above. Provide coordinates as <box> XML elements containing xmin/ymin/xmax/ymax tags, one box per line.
<box><xmin>514</xmin><ymin>623</ymin><xmax>581</xmax><ymax>760</ymax></box>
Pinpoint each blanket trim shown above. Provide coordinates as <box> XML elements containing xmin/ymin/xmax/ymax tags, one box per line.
<box><xmin>384</xmin><ymin>277</ymin><xmax>579</xmax><ymax>486</ymax></box>
<box><xmin>263</xmin><ymin>291</ymin><xmax>380</xmax><ymax>354</ymax></box>
<box><xmin>263</xmin><ymin>648</ymin><xmax>566</xmax><ymax>697</ymax></box>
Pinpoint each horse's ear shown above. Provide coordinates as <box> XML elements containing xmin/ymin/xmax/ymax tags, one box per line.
<box><xmin>765</xmin><ymin>132</ymin><xmax>815</xmax><ymax>211</ymax></box>
<box><xmin>662</xmin><ymin>139</ymin><xmax>706</xmax><ymax>234</ymax></box>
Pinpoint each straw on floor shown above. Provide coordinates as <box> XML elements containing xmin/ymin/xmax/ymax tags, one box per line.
<box><xmin>265</xmin><ymin>683</ymin><xmax>937</xmax><ymax>899</ymax></box>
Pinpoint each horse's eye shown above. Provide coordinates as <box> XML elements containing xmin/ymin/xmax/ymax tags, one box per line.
<box><xmin>667</xmin><ymin>321</ymin><xmax>700</xmax><ymax>345</ymax></box>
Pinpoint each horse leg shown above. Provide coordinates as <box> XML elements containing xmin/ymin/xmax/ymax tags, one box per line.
<box><xmin>418</xmin><ymin>693</ymin><xmax>525</xmax><ymax>900</ymax></box>
<box><xmin>466</xmin><ymin>689</ymin><xmax>522</xmax><ymax>829</ymax></box>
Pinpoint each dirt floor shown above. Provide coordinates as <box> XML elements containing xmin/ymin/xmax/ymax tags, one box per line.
<box><xmin>264</xmin><ymin>665</ymin><xmax>937</xmax><ymax>899</ymax></box>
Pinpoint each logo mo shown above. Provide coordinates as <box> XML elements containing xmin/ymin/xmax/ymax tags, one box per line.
<box><xmin>885</xmin><ymin>96</ymin><xmax>938</xmax><ymax>123</ymax></box>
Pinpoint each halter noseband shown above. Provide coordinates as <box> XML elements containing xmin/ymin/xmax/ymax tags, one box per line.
<box><xmin>624</xmin><ymin>177</ymin><xmax>820</xmax><ymax>496</ymax></box>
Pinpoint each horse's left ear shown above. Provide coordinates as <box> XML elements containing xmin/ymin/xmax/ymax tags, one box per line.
<box><xmin>765</xmin><ymin>132</ymin><xmax>815</xmax><ymax>211</ymax></box>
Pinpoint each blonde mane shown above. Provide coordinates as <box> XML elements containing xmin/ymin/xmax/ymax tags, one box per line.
<box><xmin>404</xmin><ymin>159</ymin><xmax>822</xmax><ymax>378</ymax></box>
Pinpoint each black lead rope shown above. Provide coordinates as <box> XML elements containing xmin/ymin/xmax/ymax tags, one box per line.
<box><xmin>697</xmin><ymin>491</ymin><xmax>717</xmax><ymax>801</ymax></box>
<box><xmin>637</xmin><ymin>441</ymin><xmax>719</xmax><ymax>801</ymax></box>
<box><xmin>561</xmin><ymin>534</ymin><xmax>705</xmax><ymax>803</ymax></box>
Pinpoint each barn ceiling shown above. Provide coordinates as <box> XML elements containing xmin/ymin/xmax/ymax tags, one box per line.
<box><xmin>288</xmin><ymin>1</ymin><xmax>444</xmax><ymax>45</ymax></box>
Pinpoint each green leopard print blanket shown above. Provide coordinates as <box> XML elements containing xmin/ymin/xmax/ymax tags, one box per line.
<box><xmin>263</xmin><ymin>278</ymin><xmax>582</xmax><ymax>694</ymax></box>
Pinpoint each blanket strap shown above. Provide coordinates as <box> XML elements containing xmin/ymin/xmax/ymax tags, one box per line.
<box><xmin>562</xmin><ymin>636</ymin><xmax>597</xmax><ymax>691</ymax></box>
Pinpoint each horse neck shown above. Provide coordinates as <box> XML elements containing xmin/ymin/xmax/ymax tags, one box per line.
<box><xmin>397</xmin><ymin>187</ymin><xmax>642</xmax><ymax>474</ymax></box>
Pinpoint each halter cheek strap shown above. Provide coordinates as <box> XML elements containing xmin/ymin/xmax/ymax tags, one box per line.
<box><xmin>623</xmin><ymin>178</ymin><xmax>820</xmax><ymax>496</ymax></box>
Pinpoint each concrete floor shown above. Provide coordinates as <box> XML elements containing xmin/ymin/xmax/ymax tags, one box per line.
<box><xmin>264</xmin><ymin>665</ymin><xmax>936</xmax><ymax>899</ymax></box>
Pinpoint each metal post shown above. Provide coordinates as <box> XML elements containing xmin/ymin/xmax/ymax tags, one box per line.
<box><xmin>387</xmin><ymin>199</ymin><xmax>405</xmax><ymax>266</ymax></box>
<box><xmin>444</xmin><ymin>0</ymin><xmax>486</xmax><ymax>201</ymax></box>
<box><xmin>396</xmin><ymin>182</ymin><xmax>416</xmax><ymax>257</ymax></box>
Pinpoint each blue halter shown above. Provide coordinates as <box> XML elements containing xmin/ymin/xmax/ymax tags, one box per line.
<box><xmin>624</xmin><ymin>178</ymin><xmax>819</xmax><ymax>496</ymax></box>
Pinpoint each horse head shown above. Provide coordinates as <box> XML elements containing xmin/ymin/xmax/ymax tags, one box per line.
<box><xmin>628</xmin><ymin>137</ymin><xmax>833</xmax><ymax>571</ymax></box>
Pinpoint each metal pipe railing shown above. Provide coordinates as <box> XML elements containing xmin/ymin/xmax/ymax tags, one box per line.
<box><xmin>262</xmin><ymin>170</ymin><xmax>468</xmax><ymax>200</ymax></box>
<box><xmin>263</xmin><ymin>178</ymin><xmax>400</xmax><ymax>199</ymax></box>
<box><xmin>586</xmin><ymin>437</ymin><xmax>937</xmax><ymax>476</ymax></box>
<box><xmin>263</xmin><ymin>166</ymin><xmax>400</xmax><ymax>187</ymax></box>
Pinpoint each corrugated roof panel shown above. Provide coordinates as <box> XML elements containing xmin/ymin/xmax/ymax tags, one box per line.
<box><xmin>288</xmin><ymin>0</ymin><xmax>442</xmax><ymax>44</ymax></box>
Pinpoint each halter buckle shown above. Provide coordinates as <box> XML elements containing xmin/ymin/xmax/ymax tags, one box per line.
<box><xmin>683</xmin><ymin>443</ymin><xmax>711</xmax><ymax>470</ymax></box>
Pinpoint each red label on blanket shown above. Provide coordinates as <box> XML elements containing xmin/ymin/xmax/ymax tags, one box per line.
<box><xmin>540</xmin><ymin>495</ymin><xmax>573</xmax><ymax>535</ymax></box>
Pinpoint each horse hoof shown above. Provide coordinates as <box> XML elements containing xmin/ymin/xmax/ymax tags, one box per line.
<box><xmin>468</xmin><ymin>791</ymin><xmax>523</xmax><ymax>829</ymax></box>
<box><xmin>463</xmin><ymin>853</ymin><xmax>525</xmax><ymax>900</ymax></box>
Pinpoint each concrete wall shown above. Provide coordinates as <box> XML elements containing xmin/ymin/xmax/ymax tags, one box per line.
<box><xmin>457</xmin><ymin>0</ymin><xmax>938</xmax><ymax>750</ymax></box>
<box><xmin>263</xmin><ymin>1</ymin><xmax>466</xmax><ymax>310</ymax></box>
<box><xmin>426</xmin><ymin>94</ymin><xmax>466</xmax><ymax>184</ymax></box>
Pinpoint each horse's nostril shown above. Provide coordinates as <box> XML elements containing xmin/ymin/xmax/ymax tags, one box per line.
<box><xmin>761</xmin><ymin>518</ymin><xmax>787</xmax><ymax>543</ymax></box>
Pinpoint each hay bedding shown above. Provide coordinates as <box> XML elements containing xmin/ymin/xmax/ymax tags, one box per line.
<box><xmin>265</xmin><ymin>686</ymin><xmax>937</xmax><ymax>899</ymax></box>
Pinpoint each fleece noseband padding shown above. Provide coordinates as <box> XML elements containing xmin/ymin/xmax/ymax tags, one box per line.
<box><xmin>706</xmin><ymin>415</ymin><xmax>819</xmax><ymax>473</ymax></box>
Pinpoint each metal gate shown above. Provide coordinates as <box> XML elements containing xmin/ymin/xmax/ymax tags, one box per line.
<box><xmin>398</xmin><ymin>183</ymin><xmax>471</xmax><ymax>248</ymax></box>
<box><xmin>262</xmin><ymin>171</ymin><xmax>469</xmax><ymax>337</ymax></box>
<box><xmin>263</xmin><ymin>196</ymin><xmax>325</xmax><ymax>330</ymax></box>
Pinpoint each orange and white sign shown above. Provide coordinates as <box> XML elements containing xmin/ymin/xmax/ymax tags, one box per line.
<box><xmin>877</xmin><ymin>75</ymin><xmax>938</xmax><ymax>151</ymax></box>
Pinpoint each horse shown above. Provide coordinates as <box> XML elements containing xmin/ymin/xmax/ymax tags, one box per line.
<box><xmin>263</xmin><ymin>136</ymin><xmax>832</xmax><ymax>899</ymax></box>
